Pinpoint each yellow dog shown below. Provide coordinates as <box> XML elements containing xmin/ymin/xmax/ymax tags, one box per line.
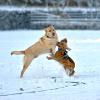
<box><xmin>11</xmin><ymin>25</ymin><xmax>58</xmax><ymax>78</ymax></box>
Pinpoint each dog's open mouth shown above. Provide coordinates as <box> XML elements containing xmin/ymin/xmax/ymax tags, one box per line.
<box><xmin>52</xmin><ymin>32</ymin><xmax>55</xmax><ymax>36</ymax></box>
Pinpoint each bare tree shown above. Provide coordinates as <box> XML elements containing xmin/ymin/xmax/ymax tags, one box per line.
<box><xmin>7</xmin><ymin>0</ymin><xmax>12</xmax><ymax>4</ymax></box>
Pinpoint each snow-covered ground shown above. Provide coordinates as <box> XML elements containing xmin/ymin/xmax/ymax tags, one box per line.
<box><xmin>0</xmin><ymin>30</ymin><xmax>100</xmax><ymax>100</ymax></box>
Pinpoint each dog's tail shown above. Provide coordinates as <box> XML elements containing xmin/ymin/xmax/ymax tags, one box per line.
<box><xmin>11</xmin><ymin>51</ymin><xmax>25</xmax><ymax>56</ymax></box>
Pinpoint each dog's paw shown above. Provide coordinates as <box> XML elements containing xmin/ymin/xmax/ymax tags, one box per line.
<box><xmin>69</xmin><ymin>70</ymin><xmax>75</xmax><ymax>76</ymax></box>
<box><xmin>46</xmin><ymin>56</ymin><xmax>52</xmax><ymax>60</ymax></box>
<box><xmin>11</xmin><ymin>52</ymin><xmax>13</xmax><ymax>56</ymax></box>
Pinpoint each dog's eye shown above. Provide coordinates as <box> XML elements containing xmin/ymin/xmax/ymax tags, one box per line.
<box><xmin>49</xmin><ymin>30</ymin><xmax>51</xmax><ymax>32</ymax></box>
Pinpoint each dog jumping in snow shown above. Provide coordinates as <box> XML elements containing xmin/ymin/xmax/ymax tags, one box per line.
<box><xmin>47</xmin><ymin>38</ymin><xmax>75</xmax><ymax>76</ymax></box>
<box><xmin>11</xmin><ymin>25</ymin><xmax>58</xmax><ymax>78</ymax></box>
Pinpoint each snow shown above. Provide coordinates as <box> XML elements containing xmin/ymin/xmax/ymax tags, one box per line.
<box><xmin>0</xmin><ymin>30</ymin><xmax>100</xmax><ymax>100</ymax></box>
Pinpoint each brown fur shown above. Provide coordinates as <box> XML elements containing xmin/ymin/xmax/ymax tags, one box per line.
<box><xmin>47</xmin><ymin>38</ymin><xmax>75</xmax><ymax>76</ymax></box>
<box><xmin>11</xmin><ymin>26</ymin><xmax>58</xmax><ymax>78</ymax></box>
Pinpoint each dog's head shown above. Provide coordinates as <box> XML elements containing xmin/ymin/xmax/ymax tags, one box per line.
<box><xmin>57</xmin><ymin>38</ymin><xmax>71</xmax><ymax>51</ymax></box>
<box><xmin>44</xmin><ymin>25</ymin><xmax>57</xmax><ymax>38</ymax></box>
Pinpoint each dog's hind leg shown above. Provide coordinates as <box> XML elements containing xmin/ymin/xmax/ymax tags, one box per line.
<box><xmin>20</xmin><ymin>55</ymin><xmax>34</xmax><ymax>78</ymax></box>
<box><xmin>11</xmin><ymin>51</ymin><xmax>25</xmax><ymax>55</ymax></box>
<box><xmin>69</xmin><ymin>70</ymin><xmax>75</xmax><ymax>76</ymax></box>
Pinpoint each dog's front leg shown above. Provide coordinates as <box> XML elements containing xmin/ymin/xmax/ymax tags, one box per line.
<box><xmin>47</xmin><ymin>49</ymin><xmax>54</xmax><ymax>60</ymax></box>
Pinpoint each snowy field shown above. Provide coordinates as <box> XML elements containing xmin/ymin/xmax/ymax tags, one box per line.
<box><xmin>0</xmin><ymin>30</ymin><xmax>100</xmax><ymax>100</ymax></box>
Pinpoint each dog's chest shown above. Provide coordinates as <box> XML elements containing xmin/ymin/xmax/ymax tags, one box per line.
<box><xmin>54</xmin><ymin>50</ymin><xmax>68</xmax><ymax>60</ymax></box>
<box><xmin>54</xmin><ymin>51</ymin><xmax>64</xmax><ymax>59</ymax></box>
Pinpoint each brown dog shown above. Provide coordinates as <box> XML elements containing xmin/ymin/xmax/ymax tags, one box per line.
<box><xmin>11</xmin><ymin>25</ymin><xmax>58</xmax><ymax>78</ymax></box>
<box><xmin>47</xmin><ymin>38</ymin><xmax>75</xmax><ymax>76</ymax></box>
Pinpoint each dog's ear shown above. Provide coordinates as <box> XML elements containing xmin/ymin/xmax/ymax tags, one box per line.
<box><xmin>44</xmin><ymin>25</ymin><xmax>51</xmax><ymax>29</ymax></box>
<box><xmin>61</xmin><ymin>38</ymin><xmax>67</xmax><ymax>43</ymax></box>
<box><xmin>44</xmin><ymin>27</ymin><xmax>47</xmax><ymax>31</ymax></box>
<box><xmin>44</xmin><ymin>29</ymin><xmax>47</xmax><ymax>32</ymax></box>
<box><xmin>43</xmin><ymin>25</ymin><xmax>48</xmax><ymax>32</ymax></box>
<box><xmin>56</xmin><ymin>42</ymin><xmax>60</xmax><ymax>46</ymax></box>
<box><xmin>64</xmin><ymin>38</ymin><xmax>67</xmax><ymax>43</ymax></box>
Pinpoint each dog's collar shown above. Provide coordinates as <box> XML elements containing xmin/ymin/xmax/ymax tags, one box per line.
<box><xmin>57</xmin><ymin>48</ymin><xmax>68</xmax><ymax>60</ymax></box>
<box><xmin>58</xmin><ymin>49</ymin><xmax>68</xmax><ymax>55</ymax></box>
<box><xmin>64</xmin><ymin>50</ymin><xmax>68</xmax><ymax>56</ymax></box>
